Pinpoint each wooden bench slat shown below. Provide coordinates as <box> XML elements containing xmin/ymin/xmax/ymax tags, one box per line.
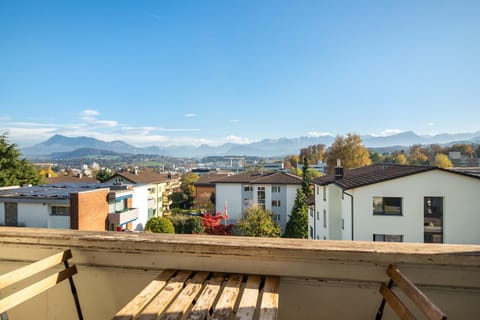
<box><xmin>113</xmin><ymin>269</ymin><xmax>176</xmax><ymax>320</ymax></box>
<box><xmin>0</xmin><ymin>265</ymin><xmax>77</xmax><ymax>314</ymax></box>
<box><xmin>379</xmin><ymin>283</ymin><xmax>415</xmax><ymax>320</ymax></box>
<box><xmin>211</xmin><ymin>274</ymin><xmax>243</xmax><ymax>320</ymax></box>
<box><xmin>136</xmin><ymin>270</ymin><xmax>192</xmax><ymax>320</ymax></box>
<box><xmin>259</xmin><ymin>276</ymin><xmax>279</xmax><ymax>320</ymax></box>
<box><xmin>159</xmin><ymin>271</ymin><xmax>209</xmax><ymax>320</ymax></box>
<box><xmin>186</xmin><ymin>274</ymin><xmax>225</xmax><ymax>320</ymax></box>
<box><xmin>235</xmin><ymin>275</ymin><xmax>261</xmax><ymax>320</ymax></box>
<box><xmin>0</xmin><ymin>249</ymin><xmax>72</xmax><ymax>290</ymax></box>
<box><xmin>387</xmin><ymin>265</ymin><xmax>447</xmax><ymax>320</ymax></box>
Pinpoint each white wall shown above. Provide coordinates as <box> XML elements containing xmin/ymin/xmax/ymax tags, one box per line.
<box><xmin>48</xmin><ymin>216</ymin><xmax>70</xmax><ymax>229</ymax></box>
<box><xmin>18</xmin><ymin>203</ymin><xmax>49</xmax><ymax>228</ymax></box>
<box><xmin>350</xmin><ymin>170</ymin><xmax>480</xmax><ymax>244</ymax></box>
<box><xmin>216</xmin><ymin>184</ymin><xmax>243</xmax><ymax>223</ymax></box>
<box><xmin>132</xmin><ymin>185</ymin><xmax>150</xmax><ymax>231</ymax></box>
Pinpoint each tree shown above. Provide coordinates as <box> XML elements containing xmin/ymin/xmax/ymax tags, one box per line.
<box><xmin>325</xmin><ymin>134</ymin><xmax>371</xmax><ymax>173</ymax></box>
<box><xmin>0</xmin><ymin>133</ymin><xmax>43</xmax><ymax>187</ymax></box>
<box><xmin>394</xmin><ymin>153</ymin><xmax>407</xmax><ymax>165</ymax></box>
<box><xmin>145</xmin><ymin>216</ymin><xmax>175</xmax><ymax>233</ymax></box>
<box><xmin>201</xmin><ymin>213</ymin><xmax>234</xmax><ymax>235</ymax></box>
<box><xmin>180</xmin><ymin>172</ymin><xmax>199</xmax><ymax>209</ymax></box>
<box><xmin>301</xmin><ymin>158</ymin><xmax>313</xmax><ymax>198</ymax></box>
<box><xmin>284</xmin><ymin>189</ymin><xmax>309</xmax><ymax>238</ymax></box>
<box><xmin>236</xmin><ymin>206</ymin><xmax>280</xmax><ymax>237</ymax></box>
<box><xmin>300</xmin><ymin>144</ymin><xmax>325</xmax><ymax>164</ymax></box>
<box><xmin>370</xmin><ymin>152</ymin><xmax>384</xmax><ymax>163</ymax></box>
<box><xmin>96</xmin><ymin>168</ymin><xmax>114</xmax><ymax>182</ymax></box>
<box><xmin>434</xmin><ymin>154</ymin><xmax>453</xmax><ymax>168</ymax></box>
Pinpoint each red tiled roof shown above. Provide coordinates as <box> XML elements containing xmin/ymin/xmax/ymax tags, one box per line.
<box><xmin>312</xmin><ymin>163</ymin><xmax>479</xmax><ymax>190</ymax></box>
<box><xmin>213</xmin><ymin>171</ymin><xmax>302</xmax><ymax>185</ymax></box>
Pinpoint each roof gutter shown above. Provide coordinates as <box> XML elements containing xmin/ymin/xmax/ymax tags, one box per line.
<box><xmin>342</xmin><ymin>190</ymin><xmax>354</xmax><ymax>241</ymax></box>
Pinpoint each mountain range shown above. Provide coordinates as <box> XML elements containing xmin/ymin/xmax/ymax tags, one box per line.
<box><xmin>22</xmin><ymin>131</ymin><xmax>480</xmax><ymax>159</ymax></box>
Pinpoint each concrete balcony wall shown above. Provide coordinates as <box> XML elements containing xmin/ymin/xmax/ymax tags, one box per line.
<box><xmin>0</xmin><ymin>227</ymin><xmax>479</xmax><ymax>320</ymax></box>
<box><xmin>107</xmin><ymin>208</ymin><xmax>139</xmax><ymax>225</ymax></box>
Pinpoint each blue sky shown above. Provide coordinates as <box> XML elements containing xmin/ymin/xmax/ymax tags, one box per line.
<box><xmin>1</xmin><ymin>0</ymin><xmax>479</xmax><ymax>148</ymax></box>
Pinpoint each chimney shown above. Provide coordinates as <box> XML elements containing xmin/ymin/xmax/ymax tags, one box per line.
<box><xmin>334</xmin><ymin>159</ymin><xmax>344</xmax><ymax>180</ymax></box>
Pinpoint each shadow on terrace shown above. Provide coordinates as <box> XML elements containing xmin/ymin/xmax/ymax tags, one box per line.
<box><xmin>0</xmin><ymin>227</ymin><xmax>479</xmax><ymax>319</ymax></box>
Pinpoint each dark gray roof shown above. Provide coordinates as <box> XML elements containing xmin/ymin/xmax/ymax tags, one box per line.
<box><xmin>0</xmin><ymin>183</ymin><xmax>109</xmax><ymax>200</ymax></box>
<box><xmin>213</xmin><ymin>171</ymin><xmax>302</xmax><ymax>185</ymax></box>
<box><xmin>194</xmin><ymin>173</ymin><xmax>231</xmax><ymax>187</ymax></box>
<box><xmin>312</xmin><ymin>164</ymin><xmax>480</xmax><ymax>190</ymax></box>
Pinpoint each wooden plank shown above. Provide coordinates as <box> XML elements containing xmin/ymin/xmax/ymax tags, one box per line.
<box><xmin>113</xmin><ymin>269</ymin><xmax>176</xmax><ymax>320</ymax></box>
<box><xmin>187</xmin><ymin>274</ymin><xmax>225</xmax><ymax>320</ymax></box>
<box><xmin>235</xmin><ymin>275</ymin><xmax>261</xmax><ymax>320</ymax></box>
<box><xmin>211</xmin><ymin>274</ymin><xmax>243</xmax><ymax>320</ymax></box>
<box><xmin>136</xmin><ymin>270</ymin><xmax>192</xmax><ymax>320</ymax></box>
<box><xmin>0</xmin><ymin>250</ymin><xmax>72</xmax><ymax>290</ymax></box>
<box><xmin>387</xmin><ymin>265</ymin><xmax>447</xmax><ymax>320</ymax></box>
<box><xmin>159</xmin><ymin>271</ymin><xmax>209</xmax><ymax>320</ymax></box>
<box><xmin>259</xmin><ymin>276</ymin><xmax>279</xmax><ymax>320</ymax></box>
<box><xmin>0</xmin><ymin>265</ymin><xmax>77</xmax><ymax>314</ymax></box>
<box><xmin>379</xmin><ymin>283</ymin><xmax>415</xmax><ymax>320</ymax></box>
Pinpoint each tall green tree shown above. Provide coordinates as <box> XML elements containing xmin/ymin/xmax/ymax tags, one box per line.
<box><xmin>301</xmin><ymin>158</ymin><xmax>313</xmax><ymax>198</ymax></box>
<box><xmin>0</xmin><ymin>133</ymin><xmax>43</xmax><ymax>187</ymax></box>
<box><xmin>284</xmin><ymin>188</ymin><xmax>309</xmax><ymax>238</ymax></box>
<box><xmin>326</xmin><ymin>134</ymin><xmax>371</xmax><ymax>173</ymax></box>
<box><xmin>180</xmin><ymin>172</ymin><xmax>199</xmax><ymax>209</ymax></box>
<box><xmin>236</xmin><ymin>206</ymin><xmax>280</xmax><ymax>237</ymax></box>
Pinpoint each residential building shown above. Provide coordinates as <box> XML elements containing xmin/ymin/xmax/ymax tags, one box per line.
<box><xmin>194</xmin><ymin>172</ymin><xmax>230</xmax><ymax>211</ymax></box>
<box><xmin>311</xmin><ymin>164</ymin><xmax>480</xmax><ymax>244</ymax></box>
<box><xmin>214</xmin><ymin>171</ymin><xmax>302</xmax><ymax>232</ymax></box>
<box><xmin>104</xmin><ymin>170</ymin><xmax>181</xmax><ymax>217</ymax></box>
<box><xmin>0</xmin><ymin>183</ymin><xmax>142</xmax><ymax>232</ymax></box>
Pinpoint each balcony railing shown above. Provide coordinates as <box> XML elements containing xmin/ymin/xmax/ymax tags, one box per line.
<box><xmin>107</xmin><ymin>208</ymin><xmax>139</xmax><ymax>225</ymax></box>
<box><xmin>0</xmin><ymin>227</ymin><xmax>479</xmax><ymax>319</ymax></box>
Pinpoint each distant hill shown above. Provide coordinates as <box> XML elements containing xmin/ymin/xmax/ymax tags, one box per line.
<box><xmin>21</xmin><ymin>131</ymin><xmax>480</xmax><ymax>159</ymax></box>
<box><xmin>50</xmin><ymin>148</ymin><xmax>124</xmax><ymax>160</ymax></box>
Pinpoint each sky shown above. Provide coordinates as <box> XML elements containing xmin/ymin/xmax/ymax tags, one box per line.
<box><xmin>0</xmin><ymin>0</ymin><xmax>479</xmax><ymax>148</ymax></box>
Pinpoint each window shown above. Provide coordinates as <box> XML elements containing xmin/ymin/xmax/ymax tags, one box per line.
<box><xmin>244</xmin><ymin>185</ymin><xmax>253</xmax><ymax>192</ymax></box>
<box><xmin>323</xmin><ymin>186</ymin><xmax>327</xmax><ymax>201</ymax></box>
<box><xmin>257</xmin><ymin>187</ymin><xmax>265</xmax><ymax>208</ymax></box>
<box><xmin>50</xmin><ymin>206</ymin><xmax>69</xmax><ymax>216</ymax></box>
<box><xmin>373</xmin><ymin>197</ymin><xmax>402</xmax><ymax>215</ymax></box>
<box><xmin>272</xmin><ymin>185</ymin><xmax>281</xmax><ymax>193</ymax></box>
<box><xmin>323</xmin><ymin>210</ymin><xmax>327</xmax><ymax>228</ymax></box>
<box><xmin>341</xmin><ymin>218</ymin><xmax>344</xmax><ymax>230</ymax></box>
<box><xmin>373</xmin><ymin>234</ymin><xmax>403</xmax><ymax>242</ymax></box>
<box><xmin>316</xmin><ymin>186</ymin><xmax>320</xmax><ymax>195</ymax></box>
<box><xmin>272</xmin><ymin>214</ymin><xmax>281</xmax><ymax>221</ymax></box>
<box><xmin>310</xmin><ymin>226</ymin><xmax>314</xmax><ymax>238</ymax></box>
<box><xmin>272</xmin><ymin>200</ymin><xmax>281</xmax><ymax>207</ymax></box>
<box><xmin>316</xmin><ymin>211</ymin><xmax>320</xmax><ymax>220</ymax></box>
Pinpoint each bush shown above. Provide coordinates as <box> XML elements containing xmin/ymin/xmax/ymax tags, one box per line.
<box><xmin>145</xmin><ymin>217</ymin><xmax>175</xmax><ymax>234</ymax></box>
<box><xmin>167</xmin><ymin>215</ymin><xmax>204</xmax><ymax>234</ymax></box>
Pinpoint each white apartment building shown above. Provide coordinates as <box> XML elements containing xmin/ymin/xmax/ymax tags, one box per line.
<box><xmin>214</xmin><ymin>171</ymin><xmax>302</xmax><ymax>232</ymax></box>
<box><xmin>310</xmin><ymin>164</ymin><xmax>480</xmax><ymax>244</ymax></box>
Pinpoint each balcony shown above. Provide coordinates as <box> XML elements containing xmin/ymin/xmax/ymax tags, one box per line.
<box><xmin>107</xmin><ymin>208</ymin><xmax>139</xmax><ymax>225</ymax></box>
<box><xmin>0</xmin><ymin>227</ymin><xmax>479</xmax><ymax>319</ymax></box>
